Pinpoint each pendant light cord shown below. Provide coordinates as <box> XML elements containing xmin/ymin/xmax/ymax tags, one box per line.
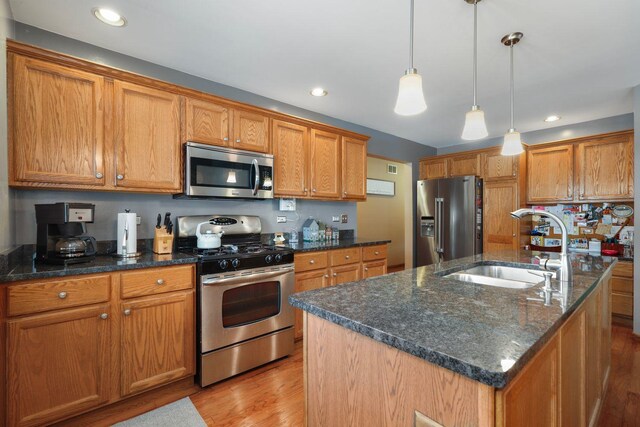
<box><xmin>509</xmin><ymin>44</ymin><xmax>514</xmax><ymax>130</ymax></box>
<box><xmin>473</xmin><ymin>1</ymin><xmax>478</xmax><ymax>106</ymax></box>
<box><xmin>409</xmin><ymin>0</ymin><xmax>415</xmax><ymax>69</ymax></box>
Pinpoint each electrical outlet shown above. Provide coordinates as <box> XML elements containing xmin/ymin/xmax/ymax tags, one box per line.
<box><xmin>276</xmin><ymin>216</ymin><xmax>287</xmax><ymax>223</ymax></box>
<box><xmin>341</xmin><ymin>214</ymin><xmax>348</xmax><ymax>223</ymax></box>
<box><xmin>136</xmin><ymin>216</ymin><xmax>141</xmax><ymax>225</ymax></box>
<box><xmin>332</xmin><ymin>216</ymin><xmax>340</xmax><ymax>222</ymax></box>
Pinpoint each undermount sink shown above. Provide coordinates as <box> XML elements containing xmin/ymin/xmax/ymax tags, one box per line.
<box><xmin>443</xmin><ymin>265</ymin><xmax>557</xmax><ymax>289</ymax></box>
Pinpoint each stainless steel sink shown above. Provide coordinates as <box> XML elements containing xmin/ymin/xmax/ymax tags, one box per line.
<box><xmin>443</xmin><ymin>265</ymin><xmax>557</xmax><ymax>289</ymax></box>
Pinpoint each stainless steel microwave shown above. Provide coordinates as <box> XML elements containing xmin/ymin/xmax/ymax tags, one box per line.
<box><xmin>182</xmin><ymin>142</ymin><xmax>274</xmax><ymax>199</ymax></box>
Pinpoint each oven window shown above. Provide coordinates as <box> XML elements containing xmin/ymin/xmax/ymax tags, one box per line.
<box><xmin>191</xmin><ymin>158</ymin><xmax>252</xmax><ymax>189</ymax></box>
<box><xmin>221</xmin><ymin>281</ymin><xmax>280</xmax><ymax>328</ymax></box>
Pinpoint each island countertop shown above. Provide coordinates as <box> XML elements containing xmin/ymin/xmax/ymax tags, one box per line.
<box><xmin>289</xmin><ymin>250</ymin><xmax>617</xmax><ymax>388</ymax></box>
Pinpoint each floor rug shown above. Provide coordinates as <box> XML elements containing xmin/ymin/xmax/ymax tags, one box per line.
<box><xmin>113</xmin><ymin>397</ymin><xmax>207</xmax><ymax>427</ymax></box>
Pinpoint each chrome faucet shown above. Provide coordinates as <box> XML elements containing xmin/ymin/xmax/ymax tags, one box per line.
<box><xmin>511</xmin><ymin>208</ymin><xmax>572</xmax><ymax>284</ymax></box>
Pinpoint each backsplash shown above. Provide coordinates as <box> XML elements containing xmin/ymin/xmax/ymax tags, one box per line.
<box><xmin>528</xmin><ymin>203</ymin><xmax>634</xmax><ymax>250</ymax></box>
<box><xmin>11</xmin><ymin>190</ymin><xmax>357</xmax><ymax>244</ymax></box>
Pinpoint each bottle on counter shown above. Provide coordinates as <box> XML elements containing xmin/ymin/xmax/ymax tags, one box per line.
<box><xmin>332</xmin><ymin>228</ymin><xmax>339</xmax><ymax>241</ymax></box>
<box><xmin>326</xmin><ymin>227</ymin><xmax>333</xmax><ymax>241</ymax></box>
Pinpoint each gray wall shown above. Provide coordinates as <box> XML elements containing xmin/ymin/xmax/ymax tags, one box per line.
<box><xmin>634</xmin><ymin>86</ymin><xmax>639</xmax><ymax>335</ymax></box>
<box><xmin>0</xmin><ymin>1</ymin><xmax>14</xmax><ymax>251</ymax></box>
<box><xmin>10</xmin><ymin>23</ymin><xmax>435</xmax><ymax>246</ymax></box>
<box><xmin>437</xmin><ymin>113</ymin><xmax>634</xmax><ymax>155</ymax></box>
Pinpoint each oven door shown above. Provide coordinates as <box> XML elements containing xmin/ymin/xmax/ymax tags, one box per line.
<box><xmin>185</xmin><ymin>142</ymin><xmax>273</xmax><ymax>199</ymax></box>
<box><xmin>200</xmin><ymin>265</ymin><xmax>294</xmax><ymax>353</ymax></box>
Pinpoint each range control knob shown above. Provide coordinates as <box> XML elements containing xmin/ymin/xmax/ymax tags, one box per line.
<box><xmin>218</xmin><ymin>260</ymin><xmax>229</xmax><ymax>270</ymax></box>
<box><xmin>265</xmin><ymin>254</ymin><xmax>273</xmax><ymax>264</ymax></box>
<box><xmin>231</xmin><ymin>258</ymin><xmax>240</xmax><ymax>269</ymax></box>
<box><xmin>275</xmin><ymin>254</ymin><xmax>283</xmax><ymax>263</ymax></box>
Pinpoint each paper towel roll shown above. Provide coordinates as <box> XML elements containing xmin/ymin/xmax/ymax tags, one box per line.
<box><xmin>117</xmin><ymin>212</ymin><xmax>137</xmax><ymax>256</ymax></box>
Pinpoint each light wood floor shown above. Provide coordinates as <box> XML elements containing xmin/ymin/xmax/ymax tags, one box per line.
<box><xmin>189</xmin><ymin>325</ymin><xmax>639</xmax><ymax>427</ymax></box>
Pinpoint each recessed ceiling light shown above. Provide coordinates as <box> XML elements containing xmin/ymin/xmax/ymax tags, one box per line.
<box><xmin>92</xmin><ymin>8</ymin><xmax>127</xmax><ymax>27</ymax></box>
<box><xmin>310</xmin><ymin>88</ymin><xmax>328</xmax><ymax>97</ymax></box>
<box><xmin>544</xmin><ymin>115</ymin><xmax>561</xmax><ymax>123</ymax></box>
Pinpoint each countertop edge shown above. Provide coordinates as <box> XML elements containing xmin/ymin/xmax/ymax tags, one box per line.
<box><xmin>286</xmin><ymin>239</ymin><xmax>391</xmax><ymax>253</ymax></box>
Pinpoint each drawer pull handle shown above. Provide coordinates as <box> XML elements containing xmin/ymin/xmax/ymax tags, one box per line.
<box><xmin>309</xmin><ymin>260</ymin><xmax>315</xmax><ymax>264</ymax></box>
<box><xmin>345</xmin><ymin>255</ymin><xmax>350</xmax><ymax>260</ymax></box>
<box><xmin>100</xmin><ymin>313</ymin><xmax>109</xmax><ymax>320</ymax></box>
<box><xmin>58</xmin><ymin>292</ymin><xmax>67</xmax><ymax>299</ymax></box>
<box><xmin>156</xmin><ymin>279</ymin><xmax>165</xmax><ymax>285</ymax></box>
<box><xmin>374</xmin><ymin>251</ymin><xmax>380</xmax><ymax>255</ymax></box>
<box><xmin>123</xmin><ymin>309</ymin><xmax>132</xmax><ymax>316</ymax></box>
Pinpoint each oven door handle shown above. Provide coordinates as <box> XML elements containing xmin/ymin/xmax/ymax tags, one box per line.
<box><xmin>202</xmin><ymin>267</ymin><xmax>294</xmax><ymax>287</ymax></box>
<box><xmin>252</xmin><ymin>159</ymin><xmax>260</xmax><ymax>196</ymax></box>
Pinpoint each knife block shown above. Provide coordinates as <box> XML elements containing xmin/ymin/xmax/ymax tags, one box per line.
<box><xmin>153</xmin><ymin>228</ymin><xmax>174</xmax><ymax>254</ymax></box>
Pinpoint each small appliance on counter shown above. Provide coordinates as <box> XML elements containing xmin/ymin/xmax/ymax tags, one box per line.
<box><xmin>35</xmin><ymin>202</ymin><xmax>97</xmax><ymax>265</ymax></box>
<box><xmin>116</xmin><ymin>209</ymin><xmax>141</xmax><ymax>258</ymax></box>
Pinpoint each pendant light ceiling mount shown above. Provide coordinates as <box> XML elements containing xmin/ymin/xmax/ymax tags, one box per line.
<box><xmin>501</xmin><ymin>32</ymin><xmax>523</xmax><ymax>47</ymax></box>
<box><xmin>461</xmin><ymin>0</ymin><xmax>488</xmax><ymax>141</ymax></box>
<box><xmin>501</xmin><ymin>31</ymin><xmax>525</xmax><ymax>156</ymax></box>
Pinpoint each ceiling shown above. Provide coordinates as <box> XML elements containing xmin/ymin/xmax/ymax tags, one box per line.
<box><xmin>9</xmin><ymin>0</ymin><xmax>640</xmax><ymax>148</ymax></box>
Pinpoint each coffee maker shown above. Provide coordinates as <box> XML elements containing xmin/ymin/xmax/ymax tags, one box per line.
<box><xmin>35</xmin><ymin>202</ymin><xmax>98</xmax><ymax>264</ymax></box>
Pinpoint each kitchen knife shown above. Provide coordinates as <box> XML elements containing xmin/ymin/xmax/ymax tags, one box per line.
<box><xmin>164</xmin><ymin>212</ymin><xmax>171</xmax><ymax>229</ymax></box>
<box><xmin>156</xmin><ymin>214</ymin><xmax>162</xmax><ymax>229</ymax></box>
<box><xmin>167</xmin><ymin>221</ymin><xmax>173</xmax><ymax>235</ymax></box>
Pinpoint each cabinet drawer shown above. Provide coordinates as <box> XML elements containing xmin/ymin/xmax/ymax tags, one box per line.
<box><xmin>612</xmin><ymin>276</ymin><xmax>633</xmax><ymax>295</ymax></box>
<box><xmin>612</xmin><ymin>292</ymin><xmax>633</xmax><ymax>317</ymax></box>
<box><xmin>362</xmin><ymin>245</ymin><xmax>387</xmax><ymax>261</ymax></box>
<box><xmin>7</xmin><ymin>274</ymin><xmax>111</xmax><ymax>317</ymax></box>
<box><xmin>613</xmin><ymin>261</ymin><xmax>633</xmax><ymax>278</ymax></box>
<box><xmin>330</xmin><ymin>247</ymin><xmax>361</xmax><ymax>267</ymax></box>
<box><xmin>294</xmin><ymin>251</ymin><xmax>329</xmax><ymax>272</ymax></box>
<box><xmin>121</xmin><ymin>265</ymin><xmax>194</xmax><ymax>299</ymax></box>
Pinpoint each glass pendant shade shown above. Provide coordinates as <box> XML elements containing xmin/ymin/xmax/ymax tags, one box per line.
<box><xmin>461</xmin><ymin>107</ymin><xmax>488</xmax><ymax>140</ymax></box>
<box><xmin>501</xmin><ymin>130</ymin><xmax>524</xmax><ymax>156</ymax></box>
<box><xmin>394</xmin><ymin>70</ymin><xmax>427</xmax><ymax>116</ymax></box>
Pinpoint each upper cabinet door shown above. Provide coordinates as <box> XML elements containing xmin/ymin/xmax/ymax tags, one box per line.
<box><xmin>448</xmin><ymin>153</ymin><xmax>480</xmax><ymax>177</ymax></box>
<box><xmin>483</xmin><ymin>180</ymin><xmax>519</xmax><ymax>253</ymax></box>
<box><xmin>576</xmin><ymin>133</ymin><xmax>634</xmax><ymax>201</ymax></box>
<box><xmin>232</xmin><ymin>109</ymin><xmax>270</xmax><ymax>153</ymax></box>
<box><xmin>420</xmin><ymin>158</ymin><xmax>448</xmax><ymax>180</ymax></box>
<box><xmin>527</xmin><ymin>144</ymin><xmax>574</xmax><ymax>203</ymax></box>
<box><xmin>482</xmin><ymin>149</ymin><xmax>518</xmax><ymax>181</ymax></box>
<box><xmin>183</xmin><ymin>97</ymin><xmax>230</xmax><ymax>147</ymax></box>
<box><xmin>342</xmin><ymin>137</ymin><xmax>367</xmax><ymax>200</ymax></box>
<box><xmin>113</xmin><ymin>81</ymin><xmax>181</xmax><ymax>192</ymax></box>
<box><xmin>273</xmin><ymin>120</ymin><xmax>309</xmax><ymax>197</ymax></box>
<box><xmin>310</xmin><ymin>129</ymin><xmax>341</xmax><ymax>199</ymax></box>
<box><xmin>11</xmin><ymin>55</ymin><xmax>106</xmax><ymax>187</ymax></box>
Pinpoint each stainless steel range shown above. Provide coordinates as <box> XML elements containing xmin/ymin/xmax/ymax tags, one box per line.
<box><xmin>176</xmin><ymin>215</ymin><xmax>295</xmax><ymax>387</ymax></box>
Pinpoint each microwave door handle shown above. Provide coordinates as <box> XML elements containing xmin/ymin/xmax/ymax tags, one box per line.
<box><xmin>252</xmin><ymin>159</ymin><xmax>260</xmax><ymax>196</ymax></box>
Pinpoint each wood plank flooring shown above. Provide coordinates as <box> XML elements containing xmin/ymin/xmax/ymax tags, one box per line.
<box><xmin>188</xmin><ymin>325</ymin><xmax>639</xmax><ymax>427</ymax></box>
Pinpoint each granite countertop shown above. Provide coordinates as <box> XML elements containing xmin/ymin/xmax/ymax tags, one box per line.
<box><xmin>289</xmin><ymin>250</ymin><xmax>617</xmax><ymax>389</ymax></box>
<box><xmin>283</xmin><ymin>237</ymin><xmax>391</xmax><ymax>253</ymax></box>
<box><xmin>0</xmin><ymin>245</ymin><xmax>198</xmax><ymax>283</ymax></box>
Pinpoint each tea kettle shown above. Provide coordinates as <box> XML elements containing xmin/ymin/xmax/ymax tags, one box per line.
<box><xmin>196</xmin><ymin>221</ymin><xmax>224</xmax><ymax>249</ymax></box>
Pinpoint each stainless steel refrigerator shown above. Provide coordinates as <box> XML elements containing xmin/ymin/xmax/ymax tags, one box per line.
<box><xmin>416</xmin><ymin>176</ymin><xmax>483</xmax><ymax>266</ymax></box>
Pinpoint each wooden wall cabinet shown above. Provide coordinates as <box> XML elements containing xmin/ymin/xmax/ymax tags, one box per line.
<box><xmin>183</xmin><ymin>97</ymin><xmax>230</xmax><ymax>147</ymax></box>
<box><xmin>113</xmin><ymin>81</ymin><xmax>182</xmax><ymax>192</ymax></box>
<box><xmin>231</xmin><ymin>109</ymin><xmax>270</xmax><ymax>153</ymax></box>
<box><xmin>419</xmin><ymin>158</ymin><xmax>447</xmax><ymax>180</ymax></box>
<box><xmin>272</xmin><ymin>120</ymin><xmax>309</xmax><ymax>198</ymax></box>
<box><xmin>575</xmin><ymin>133</ymin><xmax>634</xmax><ymax>201</ymax></box>
<box><xmin>447</xmin><ymin>153</ymin><xmax>480</xmax><ymax>177</ymax></box>
<box><xmin>482</xmin><ymin>149</ymin><xmax>518</xmax><ymax>181</ymax></box>
<box><xmin>526</xmin><ymin>144</ymin><xmax>574</xmax><ymax>203</ymax></box>
<box><xmin>483</xmin><ymin>180</ymin><xmax>519</xmax><ymax>253</ymax></box>
<box><xmin>2</xmin><ymin>265</ymin><xmax>196</xmax><ymax>427</ymax></box>
<box><xmin>310</xmin><ymin>129</ymin><xmax>341</xmax><ymax>199</ymax></box>
<box><xmin>10</xmin><ymin>55</ymin><xmax>106</xmax><ymax>188</ymax></box>
<box><xmin>342</xmin><ymin>137</ymin><xmax>367</xmax><ymax>200</ymax></box>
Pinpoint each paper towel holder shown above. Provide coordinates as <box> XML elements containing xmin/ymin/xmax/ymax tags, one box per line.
<box><xmin>114</xmin><ymin>209</ymin><xmax>142</xmax><ymax>258</ymax></box>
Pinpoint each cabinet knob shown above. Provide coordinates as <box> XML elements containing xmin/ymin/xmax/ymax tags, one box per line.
<box><xmin>304</xmin><ymin>188</ymin><xmax>308</xmax><ymax>192</ymax></box>
<box><xmin>116</xmin><ymin>174</ymin><xmax>124</xmax><ymax>180</ymax></box>
<box><xmin>100</xmin><ymin>313</ymin><xmax>109</xmax><ymax>320</ymax></box>
<box><xmin>223</xmin><ymin>137</ymin><xmax>229</xmax><ymax>141</ymax></box>
<box><xmin>236</xmin><ymin>139</ymin><xmax>241</xmax><ymax>143</ymax></box>
<box><xmin>345</xmin><ymin>255</ymin><xmax>350</xmax><ymax>260</ymax></box>
<box><xmin>58</xmin><ymin>291</ymin><xmax>67</xmax><ymax>299</ymax></box>
<box><xmin>324</xmin><ymin>274</ymin><xmax>329</xmax><ymax>278</ymax></box>
<box><xmin>374</xmin><ymin>251</ymin><xmax>379</xmax><ymax>255</ymax></box>
<box><xmin>333</xmin><ymin>273</ymin><xmax>337</xmax><ymax>277</ymax></box>
<box><xmin>156</xmin><ymin>279</ymin><xmax>165</xmax><ymax>285</ymax></box>
<box><xmin>364</xmin><ymin>267</ymin><xmax>369</xmax><ymax>271</ymax></box>
<box><xmin>312</xmin><ymin>189</ymin><xmax>316</xmax><ymax>192</ymax></box>
<box><xmin>123</xmin><ymin>309</ymin><xmax>132</xmax><ymax>316</ymax></box>
<box><xmin>344</xmin><ymin>191</ymin><xmax>348</xmax><ymax>195</ymax></box>
<box><xmin>513</xmin><ymin>234</ymin><xmax>516</xmax><ymax>237</ymax></box>
<box><xmin>95</xmin><ymin>172</ymin><xmax>103</xmax><ymax>179</ymax></box>
<box><xmin>309</xmin><ymin>259</ymin><xmax>315</xmax><ymax>264</ymax></box>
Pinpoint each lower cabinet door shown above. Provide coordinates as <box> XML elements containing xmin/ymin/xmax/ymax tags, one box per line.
<box><xmin>294</xmin><ymin>269</ymin><xmax>330</xmax><ymax>339</ymax></box>
<box><xmin>7</xmin><ymin>305</ymin><xmax>111</xmax><ymax>427</ymax></box>
<box><xmin>331</xmin><ymin>263</ymin><xmax>361</xmax><ymax>286</ymax></box>
<box><xmin>120</xmin><ymin>291</ymin><xmax>194</xmax><ymax>397</ymax></box>
<box><xmin>362</xmin><ymin>260</ymin><xmax>387</xmax><ymax>279</ymax></box>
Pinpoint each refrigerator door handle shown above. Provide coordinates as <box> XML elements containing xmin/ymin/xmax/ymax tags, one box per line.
<box><xmin>435</xmin><ymin>198</ymin><xmax>444</xmax><ymax>254</ymax></box>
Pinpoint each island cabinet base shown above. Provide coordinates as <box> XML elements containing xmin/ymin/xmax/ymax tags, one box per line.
<box><xmin>303</xmin><ymin>271</ymin><xmax>612</xmax><ymax>427</ymax></box>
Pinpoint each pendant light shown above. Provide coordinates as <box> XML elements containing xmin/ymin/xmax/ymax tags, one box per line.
<box><xmin>501</xmin><ymin>32</ymin><xmax>524</xmax><ymax>156</ymax></box>
<box><xmin>394</xmin><ymin>0</ymin><xmax>427</xmax><ymax>115</ymax></box>
<box><xmin>461</xmin><ymin>0</ymin><xmax>488</xmax><ymax>140</ymax></box>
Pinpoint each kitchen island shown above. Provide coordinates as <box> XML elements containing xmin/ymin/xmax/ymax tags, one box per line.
<box><xmin>289</xmin><ymin>251</ymin><xmax>616</xmax><ymax>427</ymax></box>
